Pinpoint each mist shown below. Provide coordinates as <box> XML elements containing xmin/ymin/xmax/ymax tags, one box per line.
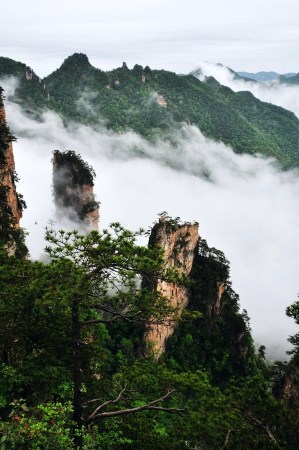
<box><xmin>195</xmin><ymin>62</ymin><xmax>299</xmax><ymax>118</ymax></box>
<box><xmin>2</xmin><ymin>78</ymin><xmax>298</xmax><ymax>360</ymax></box>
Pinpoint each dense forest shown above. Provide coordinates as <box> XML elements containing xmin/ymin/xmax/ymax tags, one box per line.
<box><xmin>1</xmin><ymin>85</ymin><xmax>299</xmax><ymax>449</ymax></box>
<box><xmin>1</xmin><ymin>53</ymin><xmax>299</xmax><ymax>169</ymax></box>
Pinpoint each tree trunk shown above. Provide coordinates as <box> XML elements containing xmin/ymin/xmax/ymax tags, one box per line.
<box><xmin>72</xmin><ymin>296</ymin><xmax>83</xmax><ymax>449</ymax></box>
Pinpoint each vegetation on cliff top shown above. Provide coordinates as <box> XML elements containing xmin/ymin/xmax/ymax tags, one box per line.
<box><xmin>52</xmin><ymin>150</ymin><xmax>99</xmax><ymax>224</ymax></box>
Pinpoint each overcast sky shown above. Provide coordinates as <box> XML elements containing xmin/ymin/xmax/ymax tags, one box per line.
<box><xmin>1</xmin><ymin>0</ymin><xmax>299</xmax><ymax>77</ymax></box>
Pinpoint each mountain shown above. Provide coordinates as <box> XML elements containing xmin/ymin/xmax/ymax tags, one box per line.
<box><xmin>237</xmin><ymin>71</ymin><xmax>296</xmax><ymax>82</ymax></box>
<box><xmin>191</xmin><ymin>64</ymin><xmax>257</xmax><ymax>83</ymax></box>
<box><xmin>1</xmin><ymin>53</ymin><xmax>299</xmax><ymax>169</ymax></box>
<box><xmin>279</xmin><ymin>73</ymin><xmax>299</xmax><ymax>85</ymax></box>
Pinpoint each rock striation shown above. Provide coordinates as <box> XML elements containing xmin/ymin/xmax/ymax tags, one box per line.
<box><xmin>273</xmin><ymin>354</ymin><xmax>299</xmax><ymax>411</ymax></box>
<box><xmin>144</xmin><ymin>217</ymin><xmax>253</xmax><ymax>382</ymax></box>
<box><xmin>145</xmin><ymin>216</ymin><xmax>199</xmax><ymax>357</ymax></box>
<box><xmin>0</xmin><ymin>89</ymin><xmax>27</xmax><ymax>256</ymax></box>
<box><xmin>0</xmin><ymin>92</ymin><xmax>23</xmax><ymax>231</ymax></box>
<box><xmin>280</xmin><ymin>362</ymin><xmax>299</xmax><ymax>409</ymax></box>
<box><xmin>0</xmin><ymin>88</ymin><xmax>26</xmax><ymax>256</ymax></box>
<box><xmin>52</xmin><ymin>150</ymin><xmax>99</xmax><ymax>230</ymax></box>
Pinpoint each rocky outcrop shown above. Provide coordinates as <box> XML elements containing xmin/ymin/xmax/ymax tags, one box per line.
<box><xmin>52</xmin><ymin>150</ymin><xmax>99</xmax><ymax>230</ymax></box>
<box><xmin>145</xmin><ymin>216</ymin><xmax>199</xmax><ymax>357</ymax></box>
<box><xmin>207</xmin><ymin>281</ymin><xmax>226</xmax><ymax>317</ymax></box>
<box><xmin>0</xmin><ymin>88</ymin><xmax>26</xmax><ymax>256</ymax></box>
<box><xmin>281</xmin><ymin>362</ymin><xmax>299</xmax><ymax>408</ymax></box>
<box><xmin>0</xmin><ymin>97</ymin><xmax>22</xmax><ymax>230</ymax></box>
<box><xmin>156</xmin><ymin>94</ymin><xmax>167</xmax><ymax>107</ymax></box>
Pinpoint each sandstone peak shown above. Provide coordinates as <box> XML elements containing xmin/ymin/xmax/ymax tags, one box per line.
<box><xmin>0</xmin><ymin>88</ymin><xmax>26</xmax><ymax>255</ymax></box>
<box><xmin>145</xmin><ymin>216</ymin><xmax>199</xmax><ymax>357</ymax></box>
<box><xmin>52</xmin><ymin>150</ymin><xmax>99</xmax><ymax>230</ymax></box>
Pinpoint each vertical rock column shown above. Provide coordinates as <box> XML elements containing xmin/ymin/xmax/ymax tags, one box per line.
<box><xmin>281</xmin><ymin>364</ymin><xmax>299</xmax><ymax>409</ymax></box>
<box><xmin>52</xmin><ymin>150</ymin><xmax>99</xmax><ymax>230</ymax></box>
<box><xmin>0</xmin><ymin>91</ymin><xmax>23</xmax><ymax>230</ymax></box>
<box><xmin>145</xmin><ymin>217</ymin><xmax>199</xmax><ymax>357</ymax></box>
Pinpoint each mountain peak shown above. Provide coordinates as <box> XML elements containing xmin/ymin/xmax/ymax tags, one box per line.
<box><xmin>59</xmin><ymin>53</ymin><xmax>91</xmax><ymax>71</ymax></box>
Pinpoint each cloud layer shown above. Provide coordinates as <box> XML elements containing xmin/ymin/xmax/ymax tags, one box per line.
<box><xmin>196</xmin><ymin>62</ymin><xmax>299</xmax><ymax>118</ymax></box>
<box><xmin>2</xmin><ymin>79</ymin><xmax>298</xmax><ymax>360</ymax></box>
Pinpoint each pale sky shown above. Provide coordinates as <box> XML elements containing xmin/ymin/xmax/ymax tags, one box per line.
<box><xmin>1</xmin><ymin>0</ymin><xmax>299</xmax><ymax>77</ymax></box>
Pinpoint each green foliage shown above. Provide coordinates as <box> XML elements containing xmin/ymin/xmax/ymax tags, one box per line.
<box><xmin>0</xmin><ymin>58</ymin><xmax>28</xmax><ymax>78</ymax></box>
<box><xmin>286</xmin><ymin>296</ymin><xmax>299</xmax><ymax>362</ymax></box>
<box><xmin>226</xmin><ymin>374</ymin><xmax>299</xmax><ymax>449</ymax></box>
<box><xmin>2</xmin><ymin>55</ymin><xmax>299</xmax><ymax>168</ymax></box>
<box><xmin>0</xmin><ymin>225</ymin><xmax>182</xmax><ymax>439</ymax></box>
<box><xmin>0</xmin><ymin>401</ymin><xmax>74</xmax><ymax>449</ymax></box>
<box><xmin>165</xmin><ymin>239</ymin><xmax>257</xmax><ymax>385</ymax></box>
<box><xmin>0</xmin><ymin>366</ymin><xmax>23</xmax><ymax>409</ymax></box>
<box><xmin>0</xmin><ymin>252</ymin><xmax>74</xmax><ymax>404</ymax></box>
<box><xmin>0</xmin><ymin>226</ymin><xmax>299</xmax><ymax>448</ymax></box>
<box><xmin>52</xmin><ymin>150</ymin><xmax>96</xmax><ymax>186</ymax></box>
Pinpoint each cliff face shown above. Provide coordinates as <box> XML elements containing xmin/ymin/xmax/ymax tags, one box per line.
<box><xmin>52</xmin><ymin>150</ymin><xmax>99</xmax><ymax>230</ymax></box>
<box><xmin>145</xmin><ymin>217</ymin><xmax>199</xmax><ymax>356</ymax></box>
<box><xmin>281</xmin><ymin>362</ymin><xmax>299</xmax><ymax>408</ymax></box>
<box><xmin>0</xmin><ymin>88</ymin><xmax>27</xmax><ymax>256</ymax></box>
<box><xmin>0</xmin><ymin>90</ymin><xmax>26</xmax><ymax>256</ymax></box>
<box><xmin>163</xmin><ymin>237</ymin><xmax>255</xmax><ymax>383</ymax></box>
<box><xmin>0</xmin><ymin>99</ymin><xmax>22</xmax><ymax>231</ymax></box>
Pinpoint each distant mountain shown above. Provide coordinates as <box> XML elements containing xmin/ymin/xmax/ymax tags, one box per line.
<box><xmin>279</xmin><ymin>73</ymin><xmax>299</xmax><ymax>85</ymax></box>
<box><xmin>1</xmin><ymin>53</ymin><xmax>299</xmax><ymax>169</ymax></box>
<box><xmin>192</xmin><ymin>64</ymin><xmax>256</xmax><ymax>83</ymax></box>
<box><xmin>237</xmin><ymin>71</ymin><xmax>296</xmax><ymax>82</ymax></box>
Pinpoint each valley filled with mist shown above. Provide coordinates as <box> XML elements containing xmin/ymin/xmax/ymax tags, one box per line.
<box><xmin>1</xmin><ymin>53</ymin><xmax>299</xmax><ymax>449</ymax></box>
<box><xmin>2</xmin><ymin>58</ymin><xmax>299</xmax><ymax>359</ymax></box>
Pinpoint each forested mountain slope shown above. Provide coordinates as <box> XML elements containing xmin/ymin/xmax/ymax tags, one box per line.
<box><xmin>279</xmin><ymin>73</ymin><xmax>299</xmax><ymax>85</ymax></box>
<box><xmin>1</xmin><ymin>53</ymin><xmax>299</xmax><ymax>169</ymax></box>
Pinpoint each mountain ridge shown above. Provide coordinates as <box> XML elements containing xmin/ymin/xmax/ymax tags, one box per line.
<box><xmin>237</xmin><ymin>71</ymin><xmax>296</xmax><ymax>82</ymax></box>
<box><xmin>1</xmin><ymin>53</ymin><xmax>299</xmax><ymax>169</ymax></box>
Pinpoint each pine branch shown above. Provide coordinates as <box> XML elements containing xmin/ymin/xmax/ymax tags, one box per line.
<box><xmin>241</xmin><ymin>410</ymin><xmax>279</xmax><ymax>447</ymax></box>
<box><xmin>85</xmin><ymin>388</ymin><xmax>183</xmax><ymax>425</ymax></box>
<box><xmin>220</xmin><ymin>429</ymin><xmax>236</xmax><ymax>449</ymax></box>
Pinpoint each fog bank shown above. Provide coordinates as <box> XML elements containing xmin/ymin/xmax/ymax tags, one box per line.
<box><xmin>2</xmin><ymin>86</ymin><xmax>298</xmax><ymax>360</ymax></box>
<box><xmin>196</xmin><ymin>62</ymin><xmax>299</xmax><ymax>118</ymax></box>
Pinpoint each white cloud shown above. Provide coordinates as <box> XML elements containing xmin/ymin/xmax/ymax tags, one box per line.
<box><xmin>2</xmin><ymin>80</ymin><xmax>298</xmax><ymax>360</ymax></box>
<box><xmin>195</xmin><ymin>62</ymin><xmax>299</xmax><ymax>118</ymax></box>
